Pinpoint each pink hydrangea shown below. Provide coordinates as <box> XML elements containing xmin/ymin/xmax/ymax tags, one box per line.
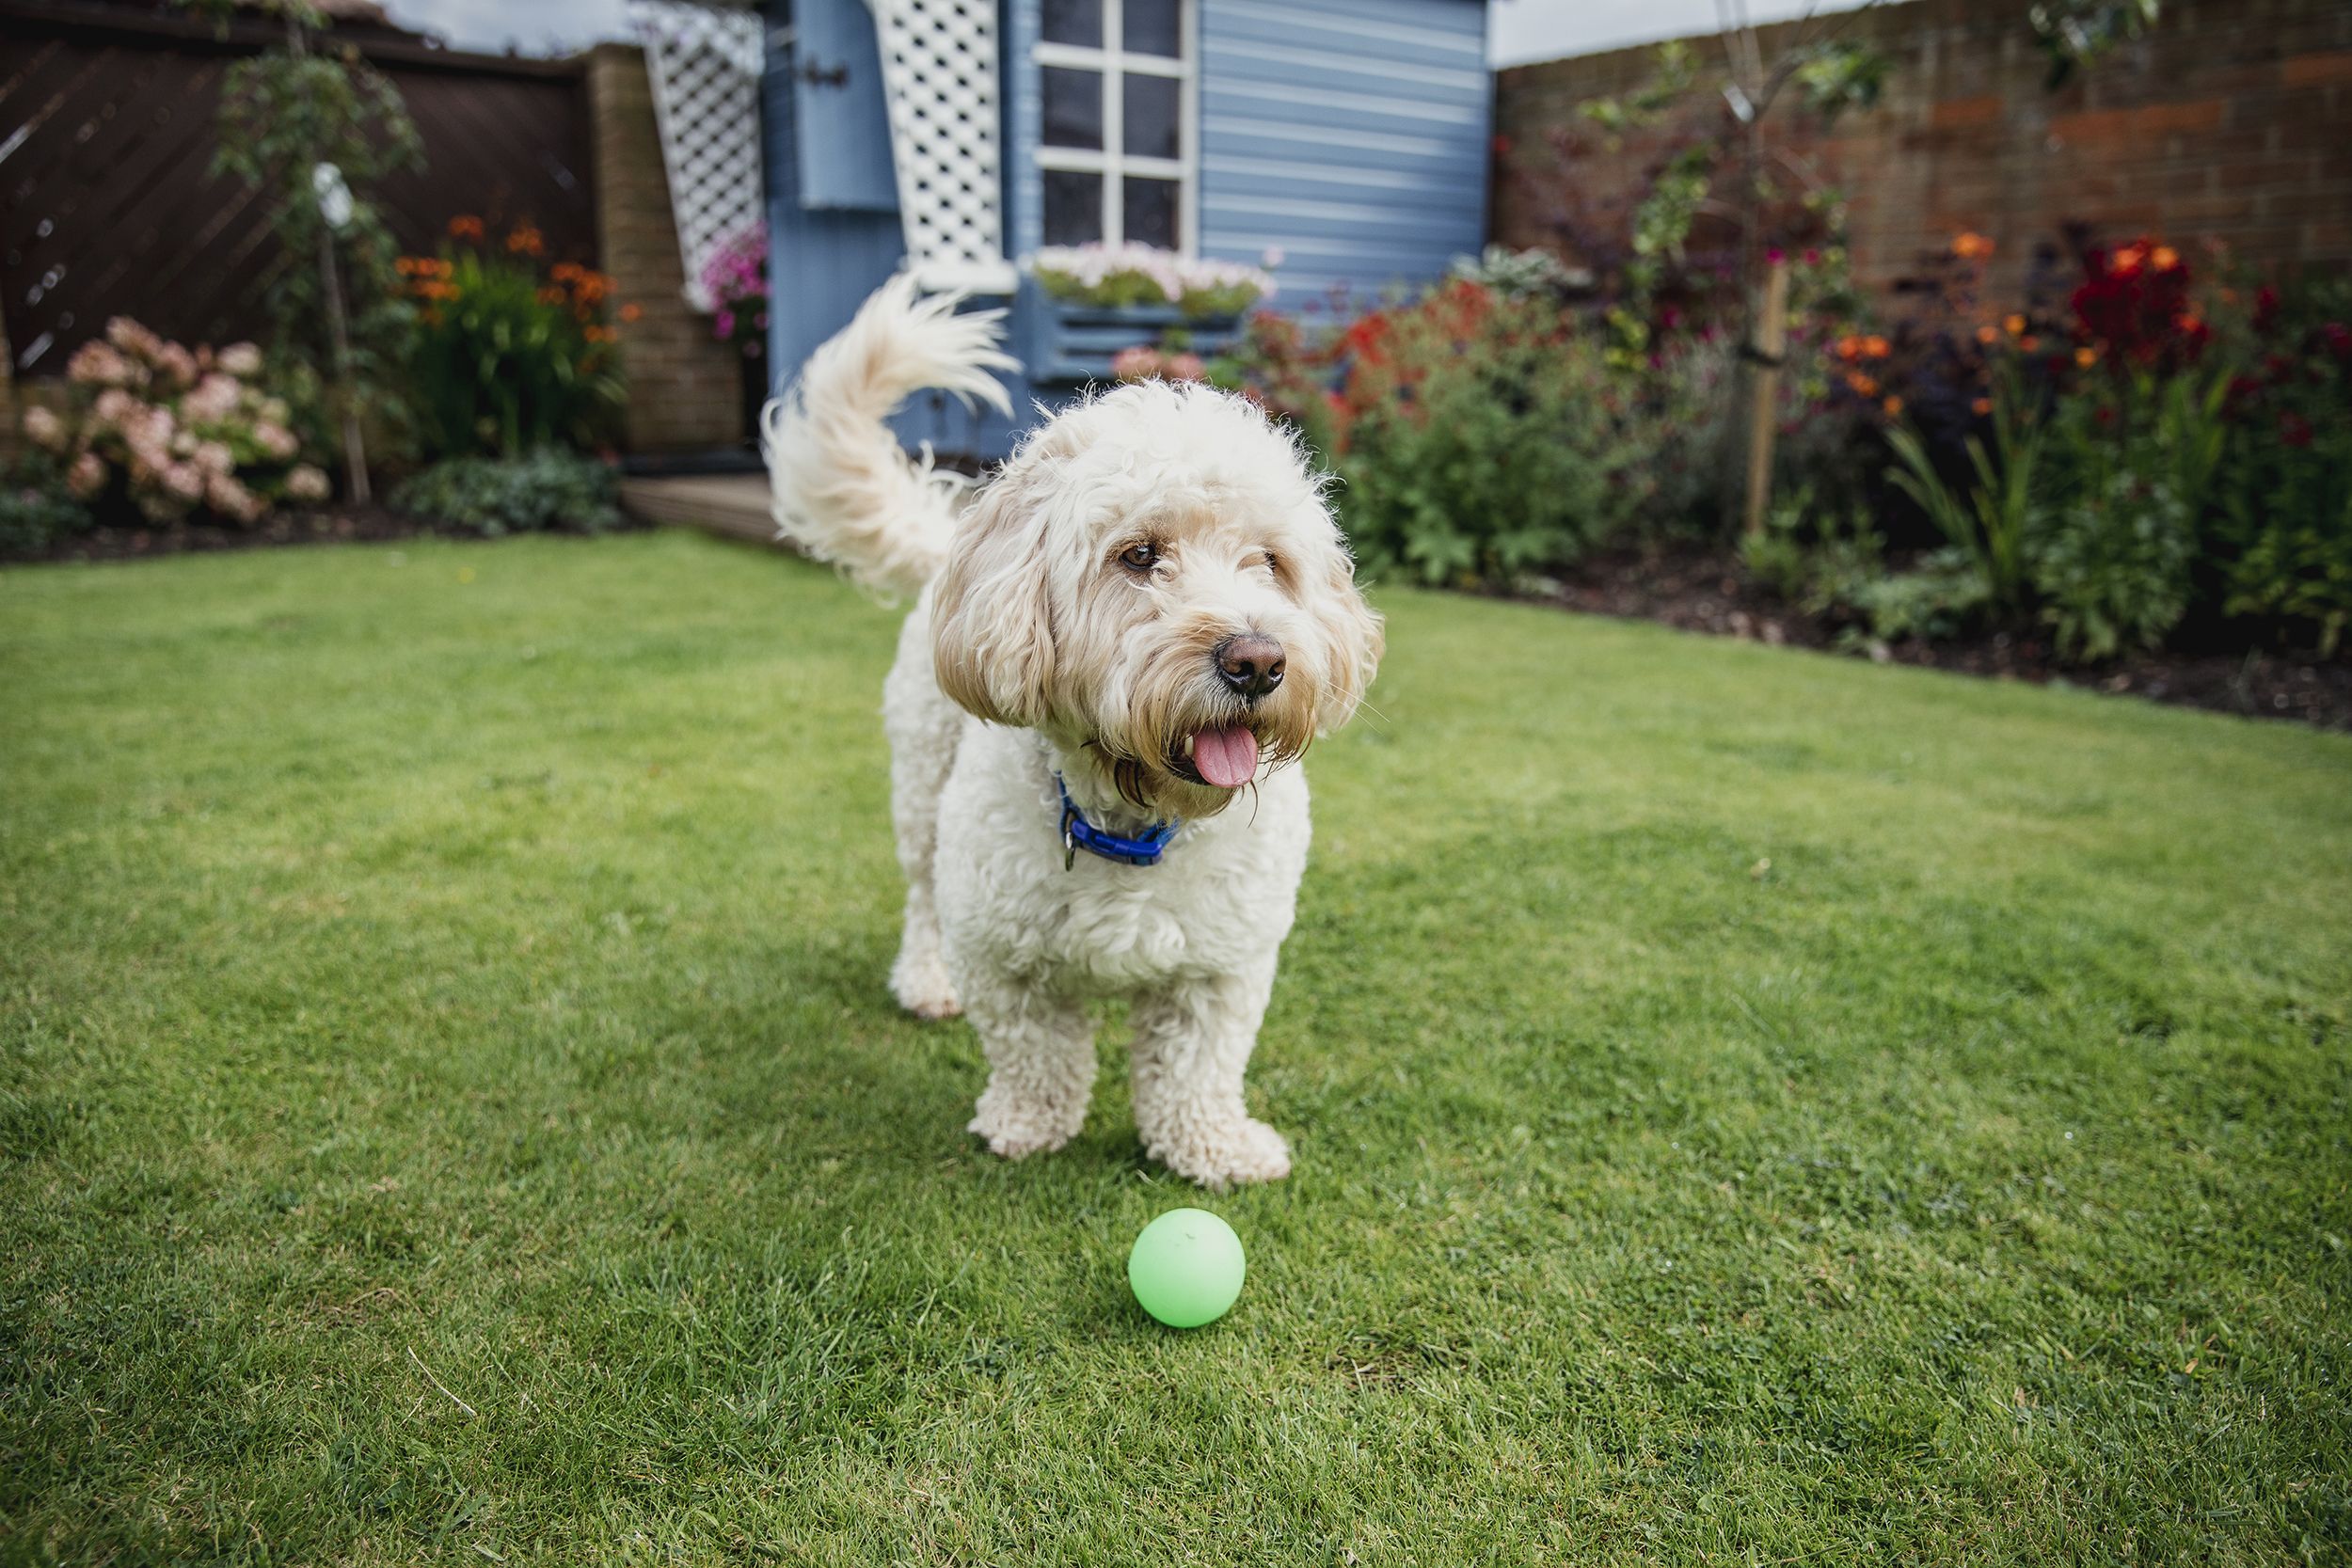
<box><xmin>22</xmin><ymin>404</ymin><xmax>65</xmax><ymax>451</ymax></box>
<box><xmin>206</xmin><ymin>471</ymin><xmax>264</xmax><ymax>522</ymax></box>
<box><xmin>253</xmin><ymin>422</ymin><xmax>299</xmax><ymax>461</ymax></box>
<box><xmin>68</xmin><ymin>341</ymin><xmax>134</xmax><ymax>388</ymax></box>
<box><xmin>217</xmin><ymin>342</ymin><xmax>264</xmax><ymax>378</ymax></box>
<box><xmin>183</xmin><ymin>374</ymin><xmax>242</xmax><ymax>425</ymax></box>
<box><xmin>106</xmin><ymin>316</ymin><xmax>163</xmax><ymax>359</ymax></box>
<box><xmin>67</xmin><ymin>452</ymin><xmax>106</xmax><ymax>499</ymax></box>
<box><xmin>284</xmin><ymin>465</ymin><xmax>331</xmax><ymax>503</ymax></box>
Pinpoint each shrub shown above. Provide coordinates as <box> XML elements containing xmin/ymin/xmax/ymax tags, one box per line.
<box><xmin>21</xmin><ymin>317</ymin><xmax>329</xmax><ymax>524</ymax></box>
<box><xmin>0</xmin><ymin>453</ymin><xmax>94</xmax><ymax>555</ymax></box>
<box><xmin>2210</xmin><ymin>282</ymin><xmax>2352</xmax><ymax>653</ymax></box>
<box><xmin>1028</xmin><ymin>244</ymin><xmax>1275</xmax><ymax>318</ymax></box>
<box><xmin>403</xmin><ymin>219</ymin><xmax>631</xmax><ymax>459</ymax></box>
<box><xmin>389</xmin><ymin>449</ymin><xmax>621</xmax><ymax>537</ymax></box>
<box><xmin>1321</xmin><ymin>281</ymin><xmax>1676</xmax><ymax>583</ymax></box>
<box><xmin>1447</xmin><ymin>245</ymin><xmax>1585</xmax><ymax>300</ymax></box>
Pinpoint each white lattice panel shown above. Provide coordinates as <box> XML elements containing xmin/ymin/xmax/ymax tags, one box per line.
<box><xmin>629</xmin><ymin>0</ymin><xmax>765</xmax><ymax>310</ymax></box>
<box><xmin>868</xmin><ymin>0</ymin><xmax>1017</xmax><ymax>293</ymax></box>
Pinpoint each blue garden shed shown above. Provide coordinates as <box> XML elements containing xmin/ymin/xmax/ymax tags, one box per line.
<box><xmin>760</xmin><ymin>0</ymin><xmax>1493</xmax><ymax>457</ymax></box>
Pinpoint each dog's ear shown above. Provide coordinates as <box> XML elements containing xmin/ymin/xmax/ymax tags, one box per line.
<box><xmin>931</xmin><ymin>468</ymin><xmax>1056</xmax><ymax>727</ymax></box>
<box><xmin>1302</xmin><ymin>512</ymin><xmax>1384</xmax><ymax>734</ymax></box>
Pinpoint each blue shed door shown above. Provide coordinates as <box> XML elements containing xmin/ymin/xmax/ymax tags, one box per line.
<box><xmin>792</xmin><ymin>0</ymin><xmax>900</xmax><ymax>212</ymax></box>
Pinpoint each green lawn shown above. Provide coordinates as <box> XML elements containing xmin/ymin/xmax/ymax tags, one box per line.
<box><xmin>4</xmin><ymin>531</ymin><xmax>2348</xmax><ymax>1565</ymax></box>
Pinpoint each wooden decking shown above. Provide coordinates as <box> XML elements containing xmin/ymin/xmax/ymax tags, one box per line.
<box><xmin>616</xmin><ymin>473</ymin><xmax>780</xmax><ymax>547</ymax></box>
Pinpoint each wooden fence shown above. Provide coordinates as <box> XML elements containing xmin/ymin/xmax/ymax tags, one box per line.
<box><xmin>0</xmin><ymin>0</ymin><xmax>598</xmax><ymax>378</ymax></box>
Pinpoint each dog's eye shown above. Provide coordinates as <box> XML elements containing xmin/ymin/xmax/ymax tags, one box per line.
<box><xmin>1119</xmin><ymin>543</ymin><xmax>1158</xmax><ymax>573</ymax></box>
<box><xmin>1247</xmin><ymin>549</ymin><xmax>1277</xmax><ymax>573</ymax></box>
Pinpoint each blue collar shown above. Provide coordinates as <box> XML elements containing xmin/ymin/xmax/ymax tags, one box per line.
<box><xmin>1057</xmin><ymin>774</ymin><xmax>1180</xmax><ymax>869</ymax></box>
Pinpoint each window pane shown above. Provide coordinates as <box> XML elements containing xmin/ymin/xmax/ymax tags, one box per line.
<box><xmin>1041</xmin><ymin>0</ymin><xmax>1103</xmax><ymax>47</ymax></box>
<box><xmin>1043</xmin><ymin>169</ymin><xmax>1104</xmax><ymax>245</ymax></box>
<box><xmin>1041</xmin><ymin>67</ymin><xmax>1104</xmax><ymax>150</ymax></box>
<box><xmin>1123</xmin><ymin>73</ymin><xmax>1181</xmax><ymax>161</ymax></box>
<box><xmin>1123</xmin><ymin>0</ymin><xmax>1182</xmax><ymax>58</ymax></box>
<box><xmin>1123</xmin><ymin>176</ymin><xmax>1179</xmax><ymax>249</ymax></box>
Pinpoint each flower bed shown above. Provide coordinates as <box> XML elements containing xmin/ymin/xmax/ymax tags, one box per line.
<box><xmin>21</xmin><ymin>318</ymin><xmax>327</xmax><ymax>527</ymax></box>
<box><xmin>1024</xmin><ymin>245</ymin><xmax>1272</xmax><ymax>385</ymax></box>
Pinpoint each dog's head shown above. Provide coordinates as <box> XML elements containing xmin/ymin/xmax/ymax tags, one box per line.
<box><xmin>932</xmin><ymin>379</ymin><xmax>1382</xmax><ymax>816</ymax></box>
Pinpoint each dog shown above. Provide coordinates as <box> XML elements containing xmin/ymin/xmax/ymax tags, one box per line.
<box><xmin>762</xmin><ymin>276</ymin><xmax>1382</xmax><ymax>1187</ymax></box>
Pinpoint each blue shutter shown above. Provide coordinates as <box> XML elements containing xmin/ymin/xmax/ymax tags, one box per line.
<box><xmin>792</xmin><ymin>0</ymin><xmax>899</xmax><ymax>212</ymax></box>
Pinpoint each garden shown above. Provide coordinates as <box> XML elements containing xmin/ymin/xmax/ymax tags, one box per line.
<box><xmin>1031</xmin><ymin>26</ymin><xmax>2352</xmax><ymax>731</ymax></box>
<box><xmin>6</xmin><ymin>11</ymin><xmax>2351</xmax><ymax>1560</ymax></box>
<box><xmin>0</xmin><ymin>5</ymin><xmax>683</xmax><ymax>562</ymax></box>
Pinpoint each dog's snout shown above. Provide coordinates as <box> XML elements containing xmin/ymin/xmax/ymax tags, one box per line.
<box><xmin>1214</xmin><ymin>634</ymin><xmax>1286</xmax><ymax>701</ymax></box>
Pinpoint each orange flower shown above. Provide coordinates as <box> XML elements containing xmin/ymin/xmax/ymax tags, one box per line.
<box><xmin>618</xmin><ymin>302</ymin><xmax>643</xmax><ymax>323</ymax></box>
<box><xmin>2152</xmin><ymin>245</ymin><xmax>2179</xmax><ymax>270</ymax></box>
<box><xmin>1846</xmin><ymin>372</ymin><xmax>1880</xmax><ymax>398</ymax></box>
<box><xmin>1882</xmin><ymin>395</ymin><xmax>1905</xmax><ymax>417</ymax></box>
<box><xmin>551</xmin><ymin>262</ymin><xmax>581</xmax><ymax>282</ymax></box>
<box><xmin>1862</xmin><ymin>334</ymin><xmax>1891</xmax><ymax>359</ymax></box>
<box><xmin>2113</xmin><ymin>244</ymin><xmax>2144</xmax><ymax>275</ymax></box>
<box><xmin>1975</xmin><ymin>324</ymin><xmax>1999</xmax><ymax>345</ymax></box>
<box><xmin>2020</xmin><ymin>335</ymin><xmax>2041</xmax><ymax>351</ymax></box>
<box><xmin>506</xmin><ymin>224</ymin><xmax>546</xmax><ymax>257</ymax></box>
<box><xmin>1836</xmin><ymin>334</ymin><xmax>1864</xmax><ymax>361</ymax></box>
<box><xmin>537</xmin><ymin>287</ymin><xmax>564</xmax><ymax>305</ymax></box>
<box><xmin>448</xmin><ymin>215</ymin><xmax>485</xmax><ymax>240</ymax></box>
<box><xmin>2004</xmin><ymin>313</ymin><xmax>2026</xmax><ymax>336</ymax></box>
<box><xmin>1950</xmin><ymin>231</ymin><xmax>1994</xmax><ymax>261</ymax></box>
<box><xmin>1971</xmin><ymin>397</ymin><xmax>1993</xmax><ymax>417</ymax></box>
<box><xmin>2074</xmin><ymin>346</ymin><xmax>2098</xmax><ymax>368</ymax></box>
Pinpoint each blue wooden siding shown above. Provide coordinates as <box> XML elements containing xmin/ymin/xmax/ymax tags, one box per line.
<box><xmin>792</xmin><ymin>0</ymin><xmax>900</xmax><ymax>210</ymax></box>
<box><xmin>1197</xmin><ymin>0</ymin><xmax>1490</xmax><ymax>306</ymax></box>
<box><xmin>766</xmin><ymin>0</ymin><xmax>1491</xmax><ymax>458</ymax></box>
<box><xmin>763</xmin><ymin>0</ymin><xmax>904</xmax><ymax>377</ymax></box>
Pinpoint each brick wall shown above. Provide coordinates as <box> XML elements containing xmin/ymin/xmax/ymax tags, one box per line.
<box><xmin>1492</xmin><ymin>0</ymin><xmax>2352</xmax><ymax>305</ymax></box>
<box><xmin>586</xmin><ymin>43</ymin><xmax>749</xmax><ymax>454</ymax></box>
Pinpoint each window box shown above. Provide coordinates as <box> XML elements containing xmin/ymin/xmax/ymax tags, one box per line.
<box><xmin>1025</xmin><ymin>286</ymin><xmax>1241</xmax><ymax>386</ymax></box>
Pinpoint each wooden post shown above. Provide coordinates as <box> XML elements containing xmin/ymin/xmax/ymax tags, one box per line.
<box><xmin>1741</xmin><ymin>257</ymin><xmax>1788</xmax><ymax>538</ymax></box>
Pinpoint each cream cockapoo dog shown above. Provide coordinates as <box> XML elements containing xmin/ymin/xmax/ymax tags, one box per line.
<box><xmin>763</xmin><ymin>277</ymin><xmax>1382</xmax><ymax>1188</ymax></box>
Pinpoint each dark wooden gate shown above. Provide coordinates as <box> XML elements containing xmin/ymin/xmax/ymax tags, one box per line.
<box><xmin>0</xmin><ymin>0</ymin><xmax>599</xmax><ymax>377</ymax></box>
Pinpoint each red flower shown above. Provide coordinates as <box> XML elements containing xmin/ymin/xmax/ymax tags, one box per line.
<box><xmin>2254</xmin><ymin>286</ymin><xmax>2280</xmax><ymax>334</ymax></box>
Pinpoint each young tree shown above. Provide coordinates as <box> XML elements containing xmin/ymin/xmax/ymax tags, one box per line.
<box><xmin>213</xmin><ymin>0</ymin><xmax>422</xmax><ymax>501</ymax></box>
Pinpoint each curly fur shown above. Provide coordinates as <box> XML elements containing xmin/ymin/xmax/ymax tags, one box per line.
<box><xmin>765</xmin><ymin>276</ymin><xmax>1382</xmax><ymax>1188</ymax></box>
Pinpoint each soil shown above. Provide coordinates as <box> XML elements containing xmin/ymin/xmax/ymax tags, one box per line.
<box><xmin>10</xmin><ymin>506</ymin><xmax>646</xmax><ymax>565</ymax></box>
<box><xmin>1520</xmin><ymin>540</ymin><xmax>2352</xmax><ymax>733</ymax></box>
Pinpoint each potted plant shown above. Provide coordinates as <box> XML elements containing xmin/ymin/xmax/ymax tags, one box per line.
<box><xmin>1024</xmin><ymin>244</ymin><xmax>1276</xmax><ymax>384</ymax></box>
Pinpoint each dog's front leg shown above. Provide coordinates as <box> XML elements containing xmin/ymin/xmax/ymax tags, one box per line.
<box><xmin>962</xmin><ymin>973</ymin><xmax>1097</xmax><ymax>1160</ymax></box>
<box><xmin>1128</xmin><ymin>964</ymin><xmax>1291</xmax><ymax>1189</ymax></box>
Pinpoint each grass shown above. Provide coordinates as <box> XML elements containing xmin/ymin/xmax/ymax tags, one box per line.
<box><xmin>2</xmin><ymin>530</ymin><xmax>2348</xmax><ymax>1566</ymax></box>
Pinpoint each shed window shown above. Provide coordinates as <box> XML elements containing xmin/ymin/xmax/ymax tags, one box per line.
<box><xmin>1032</xmin><ymin>0</ymin><xmax>1194</xmax><ymax>252</ymax></box>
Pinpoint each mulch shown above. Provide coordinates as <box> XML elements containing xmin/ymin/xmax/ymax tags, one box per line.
<box><xmin>1520</xmin><ymin>541</ymin><xmax>2352</xmax><ymax>733</ymax></box>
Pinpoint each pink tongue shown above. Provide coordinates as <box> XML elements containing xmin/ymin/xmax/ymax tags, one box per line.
<box><xmin>1192</xmin><ymin>724</ymin><xmax>1259</xmax><ymax>788</ymax></box>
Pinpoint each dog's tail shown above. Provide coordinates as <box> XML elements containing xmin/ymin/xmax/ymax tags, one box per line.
<box><xmin>761</xmin><ymin>273</ymin><xmax>1018</xmax><ymax>596</ymax></box>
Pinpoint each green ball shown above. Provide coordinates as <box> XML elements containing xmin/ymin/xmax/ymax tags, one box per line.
<box><xmin>1127</xmin><ymin>1208</ymin><xmax>1247</xmax><ymax>1328</ymax></box>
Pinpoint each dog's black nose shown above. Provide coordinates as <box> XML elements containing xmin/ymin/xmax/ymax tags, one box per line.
<box><xmin>1214</xmin><ymin>634</ymin><xmax>1286</xmax><ymax>700</ymax></box>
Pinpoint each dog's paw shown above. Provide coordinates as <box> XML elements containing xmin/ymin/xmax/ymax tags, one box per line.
<box><xmin>1153</xmin><ymin>1117</ymin><xmax>1292</xmax><ymax>1190</ymax></box>
<box><xmin>891</xmin><ymin>957</ymin><xmax>961</xmax><ymax>1020</ymax></box>
<box><xmin>967</xmin><ymin>1090</ymin><xmax>1082</xmax><ymax>1161</ymax></box>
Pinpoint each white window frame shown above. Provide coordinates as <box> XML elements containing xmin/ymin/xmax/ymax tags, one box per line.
<box><xmin>1033</xmin><ymin>0</ymin><xmax>1199</xmax><ymax>253</ymax></box>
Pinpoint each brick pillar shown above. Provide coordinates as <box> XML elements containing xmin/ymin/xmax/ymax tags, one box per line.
<box><xmin>587</xmin><ymin>42</ymin><xmax>751</xmax><ymax>455</ymax></box>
